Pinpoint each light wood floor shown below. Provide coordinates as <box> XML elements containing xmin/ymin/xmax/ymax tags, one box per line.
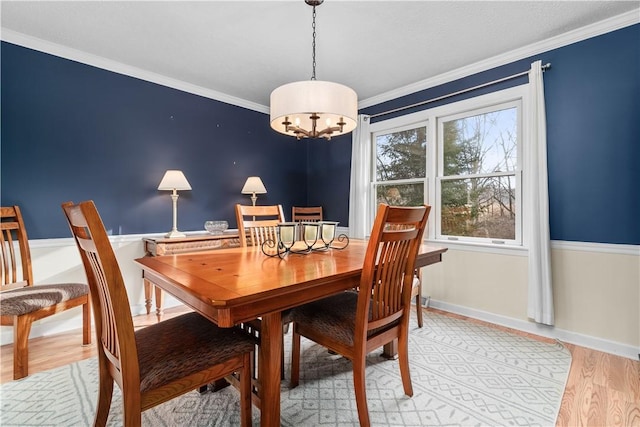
<box><xmin>2</xmin><ymin>307</ymin><xmax>639</xmax><ymax>426</ymax></box>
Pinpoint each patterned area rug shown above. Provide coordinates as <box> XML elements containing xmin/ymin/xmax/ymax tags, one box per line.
<box><xmin>0</xmin><ymin>311</ymin><xmax>571</xmax><ymax>426</ymax></box>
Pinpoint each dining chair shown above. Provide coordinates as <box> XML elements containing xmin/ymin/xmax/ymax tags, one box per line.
<box><xmin>62</xmin><ymin>200</ymin><xmax>255</xmax><ymax>427</ymax></box>
<box><xmin>289</xmin><ymin>203</ymin><xmax>431</xmax><ymax>427</ymax></box>
<box><xmin>291</xmin><ymin>206</ymin><xmax>323</xmax><ymax>222</ymax></box>
<box><xmin>235</xmin><ymin>204</ymin><xmax>285</xmax><ymax>247</ymax></box>
<box><xmin>291</xmin><ymin>206</ymin><xmax>323</xmax><ymax>240</ymax></box>
<box><xmin>0</xmin><ymin>205</ymin><xmax>91</xmax><ymax>380</ymax></box>
<box><xmin>234</xmin><ymin>203</ymin><xmax>290</xmax><ymax>396</ymax></box>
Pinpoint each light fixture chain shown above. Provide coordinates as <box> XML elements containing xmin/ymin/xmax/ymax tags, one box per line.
<box><xmin>311</xmin><ymin>5</ymin><xmax>317</xmax><ymax>80</ymax></box>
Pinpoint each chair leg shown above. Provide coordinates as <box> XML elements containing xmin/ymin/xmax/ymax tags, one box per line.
<box><xmin>239</xmin><ymin>352</ymin><xmax>252</xmax><ymax>427</ymax></box>
<box><xmin>281</xmin><ymin>321</ymin><xmax>290</xmax><ymax>379</ymax></box>
<box><xmin>122</xmin><ymin>397</ymin><xmax>142</xmax><ymax>427</ymax></box>
<box><xmin>290</xmin><ymin>324</ymin><xmax>301</xmax><ymax>388</ymax></box>
<box><xmin>13</xmin><ymin>314</ymin><xmax>33</xmax><ymax>380</ymax></box>
<box><xmin>82</xmin><ymin>300</ymin><xmax>92</xmax><ymax>345</ymax></box>
<box><xmin>353</xmin><ymin>355</ymin><xmax>371</xmax><ymax>427</ymax></box>
<box><xmin>93</xmin><ymin>368</ymin><xmax>114</xmax><ymax>427</ymax></box>
<box><xmin>415</xmin><ymin>271</ymin><xmax>424</xmax><ymax>328</ymax></box>
<box><xmin>398</xmin><ymin>331</ymin><xmax>414</xmax><ymax>397</ymax></box>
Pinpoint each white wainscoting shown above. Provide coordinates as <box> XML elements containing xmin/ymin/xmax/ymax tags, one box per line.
<box><xmin>2</xmin><ymin>231</ymin><xmax>638</xmax><ymax>361</ymax></box>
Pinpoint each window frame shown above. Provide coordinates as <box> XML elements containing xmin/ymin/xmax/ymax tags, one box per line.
<box><xmin>371</xmin><ymin>121</ymin><xmax>428</xmax><ymax>225</ymax></box>
<box><xmin>367</xmin><ymin>85</ymin><xmax>528</xmax><ymax>249</ymax></box>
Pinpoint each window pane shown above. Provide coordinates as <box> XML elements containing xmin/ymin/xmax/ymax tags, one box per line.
<box><xmin>443</xmin><ymin>108</ymin><xmax>517</xmax><ymax>176</ymax></box>
<box><xmin>376</xmin><ymin>183</ymin><xmax>424</xmax><ymax>207</ymax></box>
<box><xmin>441</xmin><ymin>175</ymin><xmax>516</xmax><ymax>239</ymax></box>
<box><xmin>376</xmin><ymin>127</ymin><xmax>426</xmax><ymax>181</ymax></box>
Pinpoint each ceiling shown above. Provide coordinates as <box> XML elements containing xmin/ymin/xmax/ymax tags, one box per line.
<box><xmin>2</xmin><ymin>1</ymin><xmax>639</xmax><ymax>111</ymax></box>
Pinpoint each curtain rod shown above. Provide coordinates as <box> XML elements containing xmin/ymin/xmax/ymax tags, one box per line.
<box><xmin>369</xmin><ymin>62</ymin><xmax>551</xmax><ymax>119</ymax></box>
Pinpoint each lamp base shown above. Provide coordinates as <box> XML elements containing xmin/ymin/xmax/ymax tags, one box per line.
<box><xmin>164</xmin><ymin>230</ymin><xmax>186</xmax><ymax>239</ymax></box>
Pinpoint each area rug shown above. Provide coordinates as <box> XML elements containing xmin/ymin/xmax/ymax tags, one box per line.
<box><xmin>0</xmin><ymin>311</ymin><xmax>571</xmax><ymax>426</ymax></box>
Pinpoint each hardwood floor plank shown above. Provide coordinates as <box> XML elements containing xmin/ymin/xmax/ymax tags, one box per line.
<box><xmin>556</xmin><ymin>343</ymin><xmax>581</xmax><ymax>427</ymax></box>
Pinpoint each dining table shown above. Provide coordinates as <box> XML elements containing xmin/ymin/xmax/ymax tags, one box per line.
<box><xmin>135</xmin><ymin>239</ymin><xmax>447</xmax><ymax>427</ymax></box>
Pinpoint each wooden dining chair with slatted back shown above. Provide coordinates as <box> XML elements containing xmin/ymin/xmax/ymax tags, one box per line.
<box><xmin>234</xmin><ymin>203</ymin><xmax>290</xmax><ymax>391</ymax></box>
<box><xmin>62</xmin><ymin>200</ymin><xmax>255</xmax><ymax>427</ymax></box>
<box><xmin>291</xmin><ymin>206</ymin><xmax>323</xmax><ymax>222</ymax></box>
<box><xmin>0</xmin><ymin>205</ymin><xmax>91</xmax><ymax>380</ymax></box>
<box><xmin>291</xmin><ymin>206</ymin><xmax>323</xmax><ymax>240</ymax></box>
<box><xmin>235</xmin><ymin>204</ymin><xmax>286</xmax><ymax>247</ymax></box>
<box><xmin>290</xmin><ymin>203</ymin><xmax>431</xmax><ymax>427</ymax></box>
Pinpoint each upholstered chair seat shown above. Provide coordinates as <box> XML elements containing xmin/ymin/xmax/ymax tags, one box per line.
<box><xmin>135</xmin><ymin>312</ymin><xmax>255</xmax><ymax>393</ymax></box>
<box><xmin>290</xmin><ymin>291</ymin><xmax>400</xmax><ymax>348</ymax></box>
<box><xmin>0</xmin><ymin>283</ymin><xmax>89</xmax><ymax>316</ymax></box>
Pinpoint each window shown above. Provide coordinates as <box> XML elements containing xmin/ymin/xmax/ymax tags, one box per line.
<box><xmin>438</xmin><ymin>101</ymin><xmax>521</xmax><ymax>244</ymax></box>
<box><xmin>368</xmin><ymin>86</ymin><xmax>526</xmax><ymax>247</ymax></box>
<box><xmin>373</xmin><ymin>124</ymin><xmax>427</xmax><ymax>208</ymax></box>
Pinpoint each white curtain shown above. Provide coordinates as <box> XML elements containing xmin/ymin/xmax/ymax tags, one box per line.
<box><xmin>526</xmin><ymin>60</ymin><xmax>554</xmax><ymax>325</ymax></box>
<box><xmin>348</xmin><ymin>115</ymin><xmax>371</xmax><ymax>239</ymax></box>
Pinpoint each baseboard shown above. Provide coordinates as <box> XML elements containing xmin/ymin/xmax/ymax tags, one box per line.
<box><xmin>428</xmin><ymin>299</ymin><xmax>640</xmax><ymax>361</ymax></box>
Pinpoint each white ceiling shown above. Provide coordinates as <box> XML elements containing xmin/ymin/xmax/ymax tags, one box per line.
<box><xmin>2</xmin><ymin>1</ymin><xmax>639</xmax><ymax>111</ymax></box>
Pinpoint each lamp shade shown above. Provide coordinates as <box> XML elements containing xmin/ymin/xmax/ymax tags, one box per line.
<box><xmin>158</xmin><ymin>170</ymin><xmax>192</xmax><ymax>191</ymax></box>
<box><xmin>270</xmin><ymin>80</ymin><xmax>358</xmax><ymax>138</ymax></box>
<box><xmin>241</xmin><ymin>176</ymin><xmax>267</xmax><ymax>194</ymax></box>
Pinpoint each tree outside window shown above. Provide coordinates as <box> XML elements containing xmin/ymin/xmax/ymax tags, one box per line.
<box><xmin>374</xmin><ymin>126</ymin><xmax>426</xmax><ymax>207</ymax></box>
<box><xmin>440</xmin><ymin>107</ymin><xmax>518</xmax><ymax>240</ymax></box>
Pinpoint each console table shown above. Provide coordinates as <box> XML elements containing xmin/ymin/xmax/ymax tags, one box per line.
<box><xmin>142</xmin><ymin>231</ymin><xmax>241</xmax><ymax>317</ymax></box>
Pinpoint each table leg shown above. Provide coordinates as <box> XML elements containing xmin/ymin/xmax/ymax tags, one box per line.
<box><xmin>143</xmin><ymin>278</ymin><xmax>152</xmax><ymax>315</ymax></box>
<box><xmin>259</xmin><ymin>311</ymin><xmax>282</xmax><ymax>427</ymax></box>
<box><xmin>381</xmin><ymin>339</ymin><xmax>399</xmax><ymax>360</ymax></box>
<box><xmin>154</xmin><ymin>286</ymin><xmax>164</xmax><ymax>319</ymax></box>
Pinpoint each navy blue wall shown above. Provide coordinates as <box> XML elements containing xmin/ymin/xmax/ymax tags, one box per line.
<box><xmin>3</xmin><ymin>24</ymin><xmax>639</xmax><ymax>244</ymax></box>
<box><xmin>346</xmin><ymin>24</ymin><xmax>639</xmax><ymax>245</ymax></box>
<box><xmin>1</xmin><ymin>42</ymin><xmax>308</xmax><ymax>239</ymax></box>
<box><xmin>542</xmin><ymin>26</ymin><xmax>639</xmax><ymax>245</ymax></box>
<box><xmin>305</xmin><ymin>134</ymin><xmax>352</xmax><ymax>225</ymax></box>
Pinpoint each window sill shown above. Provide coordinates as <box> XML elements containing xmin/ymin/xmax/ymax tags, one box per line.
<box><xmin>425</xmin><ymin>238</ymin><xmax>528</xmax><ymax>256</ymax></box>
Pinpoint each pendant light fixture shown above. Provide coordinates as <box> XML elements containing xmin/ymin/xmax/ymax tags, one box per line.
<box><xmin>270</xmin><ymin>0</ymin><xmax>358</xmax><ymax>140</ymax></box>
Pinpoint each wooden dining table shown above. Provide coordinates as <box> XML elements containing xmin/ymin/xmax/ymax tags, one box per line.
<box><xmin>135</xmin><ymin>239</ymin><xmax>446</xmax><ymax>427</ymax></box>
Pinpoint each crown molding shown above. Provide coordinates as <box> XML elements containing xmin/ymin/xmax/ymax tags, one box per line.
<box><xmin>2</xmin><ymin>8</ymin><xmax>637</xmax><ymax>115</ymax></box>
<box><xmin>359</xmin><ymin>9</ymin><xmax>640</xmax><ymax>109</ymax></box>
<box><xmin>1</xmin><ymin>29</ymin><xmax>270</xmax><ymax>114</ymax></box>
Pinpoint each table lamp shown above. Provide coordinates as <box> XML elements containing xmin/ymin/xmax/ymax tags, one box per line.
<box><xmin>158</xmin><ymin>170</ymin><xmax>192</xmax><ymax>238</ymax></box>
<box><xmin>241</xmin><ymin>176</ymin><xmax>267</xmax><ymax>206</ymax></box>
